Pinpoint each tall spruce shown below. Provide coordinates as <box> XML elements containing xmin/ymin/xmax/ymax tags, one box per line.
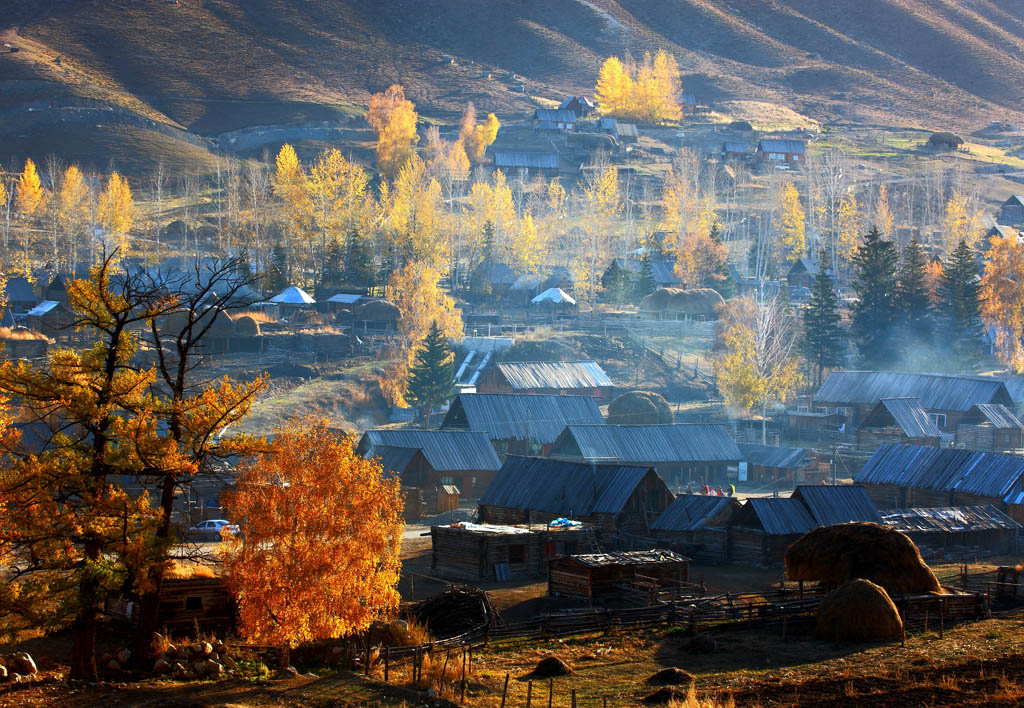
<box><xmin>602</xmin><ymin>259</ymin><xmax>634</xmax><ymax>305</ymax></box>
<box><xmin>802</xmin><ymin>267</ymin><xmax>844</xmax><ymax>386</ymax></box>
<box><xmin>938</xmin><ymin>239</ymin><xmax>984</xmax><ymax>370</ymax></box>
<box><xmin>636</xmin><ymin>254</ymin><xmax>657</xmax><ymax>299</ymax></box>
<box><xmin>851</xmin><ymin>225</ymin><xmax>899</xmax><ymax>369</ymax></box>
<box><xmin>406</xmin><ymin>320</ymin><xmax>455</xmax><ymax>427</ymax></box>
<box><xmin>895</xmin><ymin>237</ymin><xmax>932</xmax><ymax>350</ymax></box>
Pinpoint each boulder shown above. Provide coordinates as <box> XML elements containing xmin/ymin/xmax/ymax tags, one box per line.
<box><xmin>13</xmin><ymin>652</ymin><xmax>37</xmax><ymax>675</ymax></box>
<box><xmin>201</xmin><ymin>641</ymin><xmax>214</xmax><ymax>655</ymax></box>
<box><xmin>106</xmin><ymin>659</ymin><xmax>120</xmax><ymax>671</ymax></box>
<box><xmin>176</xmin><ymin>645</ymin><xmax>189</xmax><ymax>660</ymax></box>
<box><xmin>0</xmin><ymin>664</ymin><xmax>7</xmax><ymax>681</ymax></box>
<box><xmin>153</xmin><ymin>658</ymin><xmax>172</xmax><ymax>674</ymax></box>
<box><xmin>172</xmin><ymin>662</ymin><xmax>187</xmax><ymax>674</ymax></box>
<box><xmin>222</xmin><ymin>656</ymin><xmax>238</xmax><ymax>671</ymax></box>
<box><xmin>206</xmin><ymin>660</ymin><xmax>224</xmax><ymax>676</ymax></box>
<box><xmin>117</xmin><ymin>648</ymin><xmax>132</xmax><ymax>665</ymax></box>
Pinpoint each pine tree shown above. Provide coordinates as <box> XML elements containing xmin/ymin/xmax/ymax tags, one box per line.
<box><xmin>317</xmin><ymin>240</ymin><xmax>344</xmax><ymax>299</ymax></box>
<box><xmin>636</xmin><ymin>255</ymin><xmax>658</xmax><ymax>299</ymax></box>
<box><xmin>602</xmin><ymin>259</ymin><xmax>634</xmax><ymax>305</ymax></box>
<box><xmin>267</xmin><ymin>241</ymin><xmax>288</xmax><ymax>292</ymax></box>
<box><xmin>851</xmin><ymin>226</ymin><xmax>899</xmax><ymax>369</ymax></box>
<box><xmin>406</xmin><ymin>320</ymin><xmax>455</xmax><ymax>426</ymax></box>
<box><xmin>802</xmin><ymin>268</ymin><xmax>844</xmax><ymax>386</ymax></box>
<box><xmin>346</xmin><ymin>229</ymin><xmax>376</xmax><ymax>289</ymax></box>
<box><xmin>938</xmin><ymin>239</ymin><xmax>984</xmax><ymax>370</ymax></box>
<box><xmin>895</xmin><ymin>237</ymin><xmax>932</xmax><ymax>352</ymax></box>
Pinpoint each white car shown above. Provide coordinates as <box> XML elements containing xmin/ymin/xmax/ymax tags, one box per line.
<box><xmin>189</xmin><ymin>519</ymin><xmax>239</xmax><ymax>538</ymax></box>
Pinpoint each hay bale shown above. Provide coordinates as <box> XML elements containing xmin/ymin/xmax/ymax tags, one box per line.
<box><xmin>607</xmin><ymin>391</ymin><xmax>674</xmax><ymax>425</ymax></box>
<box><xmin>531</xmin><ymin>656</ymin><xmax>572</xmax><ymax>678</ymax></box>
<box><xmin>815</xmin><ymin>578</ymin><xmax>903</xmax><ymax>643</ymax></box>
<box><xmin>640</xmin><ymin>288</ymin><xmax>723</xmax><ymax>316</ymax></box>
<box><xmin>204</xmin><ymin>309</ymin><xmax>235</xmax><ymax>336</ymax></box>
<box><xmin>646</xmin><ymin>667</ymin><xmax>694</xmax><ymax>685</ymax></box>
<box><xmin>354</xmin><ymin>299</ymin><xmax>400</xmax><ymax>323</ymax></box>
<box><xmin>234</xmin><ymin>315</ymin><xmax>261</xmax><ymax>336</ymax></box>
<box><xmin>785</xmin><ymin>522</ymin><xmax>941</xmax><ymax>597</ymax></box>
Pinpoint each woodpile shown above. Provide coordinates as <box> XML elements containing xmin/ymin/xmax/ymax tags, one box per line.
<box><xmin>410</xmin><ymin>585</ymin><xmax>494</xmax><ymax>638</ymax></box>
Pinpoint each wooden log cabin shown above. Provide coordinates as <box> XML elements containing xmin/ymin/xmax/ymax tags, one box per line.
<box><xmin>737</xmin><ymin>443</ymin><xmax>815</xmax><ymax>485</ymax></box>
<box><xmin>649</xmin><ymin>495</ymin><xmax>741</xmax><ymax>564</ymax></box>
<box><xmin>955</xmin><ymin>404</ymin><xmax>1024</xmax><ymax>452</ymax></box>
<box><xmin>879</xmin><ymin>505</ymin><xmax>1021</xmax><ymax>557</ymax></box>
<box><xmin>477</xmin><ymin>456</ymin><xmax>673</xmax><ymax>539</ymax></box>
<box><xmin>108</xmin><ymin>577</ymin><xmax>236</xmax><ymax>632</ymax></box>
<box><xmin>548</xmin><ymin>550</ymin><xmax>690</xmax><ymax>605</ymax></box>
<box><xmin>855</xmin><ymin>397</ymin><xmax>941</xmax><ymax>449</ymax></box>
<box><xmin>431</xmin><ymin>522</ymin><xmax>593</xmax><ymax>581</ymax></box>
<box><xmin>476</xmin><ymin>361</ymin><xmax>614</xmax><ymax>403</ymax></box>
<box><xmin>728</xmin><ymin>498</ymin><xmax>816</xmax><ymax>566</ymax></box>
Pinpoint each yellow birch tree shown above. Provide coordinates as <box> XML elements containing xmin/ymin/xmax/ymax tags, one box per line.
<box><xmin>98</xmin><ymin>172</ymin><xmax>135</xmax><ymax>253</ymax></box>
<box><xmin>981</xmin><ymin>233</ymin><xmax>1024</xmax><ymax>372</ymax></box>
<box><xmin>775</xmin><ymin>181</ymin><xmax>806</xmax><ymax>266</ymax></box>
<box><xmin>16</xmin><ymin>158</ymin><xmax>45</xmax><ymax>216</ymax></box>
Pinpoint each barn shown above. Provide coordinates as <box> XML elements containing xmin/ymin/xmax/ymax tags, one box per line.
<box><xmin>492</xmin><ymin>151</ymin><xmax>560</xmax><ymax>178</ymax></box>
<box><xmin>727</xmin><ymin>498</ymin><xmax>816</xmax><ymax>566</ymax></box>
<box><xmin>476</xmin><ymin>361</ymin><xmax>614</xmax><ymax>402</ymax></box>
<box><xmin>24</xmin><ymin>300</ymin><xmax>75</xmax><ymax>336</ymax></box>
<box><xmin>477</xmin><ymin>456</ymin><xmax>673</xmax><ymax>537</ymax></box>
<box><xmin>532</xmin><ymin>109</ymin><xmax>576</xmax><ymax>132</ymax></box>
<box><xmin>879</xmin><ymin>506</ymin><xmax>1021</xmax><ymax>557</ymax></box>
<box><xmin>954</xmin><ymin>403</ymin><xmax>1024</xmax><ymax>451</ymax></box>
<box><xmin>548</xmin><ymin>550</ymin><xmax>690</xmax><ymax>604</ymax></box>
<box><xmin>997</xmin><ymin>195</ymin><xmax>1024</xmax><ymax>226</ymax></box>
<box><xmin>855</xmin><ymin>397</ymin><xmax>941</xmax><ymax>449</ymax></box>
<box><xmin>439</xmin><ymin>393</ymin><xmax>605</xmax><ymax>456</ymax></box>
<box><xmin>650</xmin><ymin>495</ymin><xmax>741</xmax><ymax>564</ymax></box>
<box><xmin>756</xmin><ymin>139</ymin><xmax>806</xmax><ymax>165</ymax></box>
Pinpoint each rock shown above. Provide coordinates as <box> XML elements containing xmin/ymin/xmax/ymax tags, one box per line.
<box><xmin>210</xmin><ymin>652</ymin><xmax>220</xmax><ymax>663</ymax></box>
<box><xmin>172</xmin><ymin>662</ymin><xmax>187</xmax><ymax>674</ymax></box>
<box><xmin>201</xmin><ymin>641</ymin><xmax>213</xmax><ymax>656</ymax></box>
<box><xmin>207</xmin><ymin>660</ymin><xmax>224</xmax><ymax>676</ymax></box>
<box><xmin>117</xmin><ymin>649</ymin><xmax>132</xmax><ymax>665</ymax></box>
<box><xmin>153</xmin><ymin>658</ymin><xmax>171</xmax><ymax>674</ymax></box>
<box><xmin>106</xmin><ymin>659</ymin><xmax>121</xmax><ymax>671</ymax></box>
<box><xmin>10</xmin><ymin>673</ymin><xmax>23</xmax><ymax>684</ymax></box>
<box><xmin>214</xmin><ymin>642</ymin><xmax>227</xmax><ymax>656</ymax></box>
<box><xmin>13</xmin><ymin>652</ymin><xmax>37</xmax><ymax>676</ymax></box>
<box><xmin>165</xmin><ymin>644</ymin><xmax>177</xmax><ymax>657</ymax></box>
<box><xmin>222</xmin><ymin>656</ymin><xmax>237</xmax><ymax>671</ymax></box>
<box><xmin>426</xmin><ymin>688</ymin><xmax>438</xmax><ymax>697</ymax></box>
<box><xmin>0</xmin><ymin>664</ymin><xmax>7</xmax><ymax>681</ymax></box>
<box><xmin>176</xmin><ymin>645</ymin><xmax>189</xmax><ymax>660</ymax></box>
<box><xmin>193</xmin><ymin>660</ymin><xmax>208</xmax><ymax>676</ymax></box>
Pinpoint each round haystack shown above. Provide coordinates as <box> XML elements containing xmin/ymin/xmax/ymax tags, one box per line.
<box><xmin>646</xmin><ymin>667</ymin><xmax>694</xmax><ymax>685</ymax></box>
<box><xmin>642</xmin><ymin>686</ymin><xmax>691</xmax><ymax>704</ymax></box>
<box><xmin>203</xmin><ymin>309</ymin><xmax>235</xmax><ymax>336</ymax></box>
<box><xmin>728</xmin><ymin>120</ymin><xmax>754</xmax><ymax>132</ymax></box>
<box><xmin>235</xmin><ymin>315</ymin><xmax>261</xmax><ymax>336</ymax></box>
<box><xmin>927</xmin><ymin>131</ymin><xmax>964</xmax><ymax>150</ymax></box>
<box><xmin>354</xmin><ymin>299</ymin><xmax>400</xmax><ymax>323</ymax></box>
<box><xmin>531</xmin><ymin>656</ymin><xmax>572</xmax><ymax>678</ymax></box>
<box><xmin>640</xmin><ymin>288</ymin><xmax>724</xmax><ymax>317</ymax></box>
<box><xmin>290</xmin><ymin>308</ymin><xmax>326</xmax><ymax>326</ymax></box>
<box><xmin>815</xmin><ymin>578</ymin><xmax>903</xmax><ymax>643</ymax></box>
<box><xmin>785</xmin><ymin>522</ymin><xmax>941</xmax><ymax>597</ymax></box>
<box><xmin>607</xmin><ymin>391</ymin><xmax>674</xmax><ymax>425</ymax></box>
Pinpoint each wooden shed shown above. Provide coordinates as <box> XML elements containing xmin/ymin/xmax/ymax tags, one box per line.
<box><xmin>879</xmin><ymin>505</ymin><xmax>1020</xmax><ymax>557</ymax></box>
<box><xmin>431</xmin><ymin>522</ymin><xmax>593</xmax><ymax>581</ymax></box>
<box><xmin>24</xmin><ymin>300</ymin><xmax>75</xmax><ymax>337</ymax></box>
<box><xmin>107</xmin><ymin>577</ymin><xmax>236</xmax><ymax>633</ymax></box>
<box><xmin>650</xmin><ymin>495</ymin><xmax>741</xmax><ymax>564</ymax></box>
<box><xmin>728</xmin><ymin>498</ymin><xmax>815</xmax><ymax>566</ymax></box>
<box><xmin>997</xmin><ymin>195</ymin><xmax>1024</xmax><ymax>226</ymax></box>
<box><xmin>856</xmin><ymin>397</ymin><xmax>941</xmax><ymax>449</ymax></box>
<box><xmin>548</xmin><ymin>550</ymin><xmax>690</xmax><ymax>604</ymax></box>
<box><xmin>955</xmin><ymin>403</ymin><xmax>1024</xmax><ymax>451</ymax></box>
<box><xmin>477</xmin><ymin>361</ymin><xmax>614</xmax><ymax>402</ymax></box>
<box><xmin>737</xmin><ymin>443</ymin><xmax>815</xmax><ymax>485</ymax></box>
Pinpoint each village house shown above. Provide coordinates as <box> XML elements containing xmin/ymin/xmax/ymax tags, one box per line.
<box><xmin>1</xmin><ymin>276</ymin><xmax>37</xmax><ymax>313</ymax></box>
<box><xmin>603</xmin><ymin>258</ymin><xmax>682</xmax><ymax>290</ymax></box>
<box><xmin>439</xmin><ymin>393</ymin><xmax>605</xmax><ymax>456</ymax></box>
<box><xmin>720</xmin><ymin>142</ymin><xmax>750</xmax><ymax>162</ymax></box>
<box><xmin>548</xmin><ymin>550</ymin><xmax>690</xmax><ymax>604</ymax></box>
<box><xmin>24</xmin><ymin>300</ymin><xmax>75</xmax><ymax>337</ymax></box>
<box><xmin>785</xmin><ymin>258</ymin><xmax>821</xmax><ymax>290</ymax></box>
<box><xmin>532</xmin><ymin>108</ymin><xmax>576</xmax><ymax>132</ymax></box>
<box><xmin>985</xmin><ymin>223</ymin><xmax>1020</xmax><ymax>242</ymax></box>
<box><xmin>997</xmin><ymin>195</ymin><xmax>1024</xmax><ymax>226</ymax></box>
<box><xmin>492</xmin><ymin>151</ymin><xmax>560</xmax><ymax>178</ymax></box>
<box><xmin>649</xmin><ymin>494</ymin><xmax>741</xmax><ymax>564</ymax></box>
<box><xmin>812</xmin><ymin>371</ymin><xmax>1014</xmax><ymax>432</ymax></box>
<box><xmin>476</xmin><ymin>361</ymin><xmax>614</xmax><ymax>402</ymax></box>
<box><xmin>477</xmin><ymin>456</ymin><xmax>673</xmax><ymax>537</ymax></box>
<box><xmin>879</xmin><ymin>505</ymin><xmax>1021</xmax><ymax>557</ymax></box>
<box><xmin>430</xmin><ymin>521</ymin><xmax>594</xmax><ymax>581</ymax></box>
<box><xmin>955</xmin><ymin>403</ymin><xmax>1024</xmax><ymax>451</ymax></box>
<box><xmin>756</xmin><ymin>138</ymin><xmax>806</xmax><ymax>165</ymax></box>
<box><xmin>855</xmin><ymin>443</ymin><xmax>1024</xmax><ymax>522</ymax></box>
<box><xmin>558</xmin><ymin>95</ymin><xmax>596</xmax><ymax>118</ymax></box>
<box><xmin>548</xmin><ymin>423</ymin><xmax>742</xmax><ymax>488</ymax></box>
<box><xmin>356</xmin><ymin>429</ymin><xmax>502</xmax><ymax>506</ymax></box>
<box><xmin>737</xmin><ymin>443</ymin><xmax>816</xmax><ymax>485</ymax></box>
<box><xmin>855</xmin><ymin>398</ymin><xmax>941</xmax><ymax>449</ymax></box>
<box><xmin>789</xmin><ymin>484</ymin><xmax>882</xmax><ymax>527</ymax></box>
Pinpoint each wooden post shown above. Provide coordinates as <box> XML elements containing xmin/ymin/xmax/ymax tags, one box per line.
<box><xmin>461</xmin><ymin>647</ymin><xmax>467</xmax><ymax>703</ymax></box>
<box><xmin>940</xmin><ymin>598</ymin><xmax>945</xmax><ymax>638</ymax></box>
<box><xmin>365</xmin><ymin>637</ymin><xmax>371</xmax><ymax>676</ymax></box>
<box><xmin>571</xmin><ymin>688</ymin><xmax>577</xmax><ymax>708</ymax></box>
<box><xmin>924</xmin><ymin>608</ymin><xmax>929</xmax><ymax>634</ymax></box>
<box><xmin>604</xmin><ymin>696</ymin><xmax>608</xmax><ymax>708</ymax></box>
<box><xmin>442</xmin><ymin>648</ymin><xmax>451</xmax><ymax>689</ymax></box>
<box><xmin>527</xmin><ymin>680</ymin><xmax>533</xmax><ymax>708</ymax></box>
<box><xmin>411</xmin><ymin>573</ymin><xmax>415</xmax><ymax>601</ymax></box>
<box><xmin>798</xmin><ymin>581</ymin><xmax>804</xmax><ymax>601</ymax></box>
<box><xmin>385</xmin><ymin>647</ymin><xmax>390</xmax><ymax>683</ymax></box>
<box><xmin>500</xmin><ymin>672</ymin><xmax>510</xmax><ymax>708</ymax></box>
<box><xmin>548</xmin><ymin>678</ymin><xmax>554</xmax><ymax>708</ymax></box>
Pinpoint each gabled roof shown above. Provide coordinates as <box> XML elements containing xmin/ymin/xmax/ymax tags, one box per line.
<box><xmin>552</xmin><ymin>424</ymin><xmax>741</xmax><ymax>464</ymax></box>
<box><xmin>650</xmin><ymin>495</ymin><xmax>740</xmax><ymax>532</ymax></box>
<box><xmin>561</xmin><ymin>549</ymin><xmax>689</xmax><ymax>567</ymax></box>
<box><xmin>855</xmin><ymin>443</ymin><xmax>1024</xmax><ymax>501</ymax></box>
<box><xmin>616</xmin><ymin>123</ymin><xmax>638</xmax><ymax>138</ymax></box>
<box><xmin>880</xmin><ymin>505</ymin><xmax>1021</xmax><ymax>533</ymax></box>
<box><xmin>758</xmin><ymin>139</ymin><xmax>806</xmax><ymax>154</ymax></box>
<box><xmin>359</xmin><ymin>430</ymin><xmax>501</xmax><ymax>472</ymax></box>
<box><xmin>2</xmin><ymin>277</ymin><xmax>35</xmax><ymax>304</ymax></box>
<box><xmin>495</xmin><ymin>361</ymin><xmax>612</xmax><ymax>390</ymax></box>
<box><xmin>440</xmin><ymin>393</ymin><xmax>604</xmax><ymax>445</ymax></box>
<box><xmin>269</xmin><ymin>286</ymin><xmax>315</xmax><ymax>304</ymax></box>
<box><xmin>815</xmin><ymin>371</ymin><xmax>1012</xmax><ymax>411</ymax></box>
<box><xmin>737</xmin><ymin>443</ymin><xmax>811</xmax><ymax>469</ymax></box>
<box><xmin>612</xmin><ymin>259</ymin><xmax>680</xmax><ymax>286</ymax></box>
<box><xmin>471</xmin><ymin>261</ymin><xmax>517</xmax><ymax>285</ymax></box>
<box><xmin>531</xmin><ymin>287</ymin><xmax>575</xmax><ymax>305</ymax></box>
<box><xmin>741</xmin><ymin>497</ymin><xmax>816</xmax><ymax>535</ymax></box>
<box><xmin>326</xmin><ymin>293</ymin><xmax>363</xmax><ymax>305</ymax></box>
<box><xmin>599</xmin><ymin>117</ymin><xmax>618</xmax><ymax>130</ymax></box>
<box><xmin>987</xmin><ymin>224</ymin><xmax>1020</xmax><ymax>240</ymax></box>
<box><xmin>860</xmin><ymin>398</ymin><xmax>939</xmax><ymax>438</ymax></box>
<box><xmin>558</xmin><ymin>96</ymin><xmax>595</xmax><ymax>112</ymax></box>
<box><xmin>963</xmin><ymin>403</ymin><xmax>1023</xmax><ymax>429</ymax></box>
<box><xmin>493</xmin><ymin>151</ymin><xmax>559</xmax><ymax>169</ymax></box>
<box><xmin>722</xmin><ymin>142</ymin><xmax>749</xmax><ymax>153</ymax></box>
<box><xmin>479</xmin><ymin>456</ymin><xmax>659</xmax><ymax>516</ymax></box>
<box><xmin>790</xmin><ymin>485</ymin><xmax>882</xmax><ymax>526</ymax></box>
<box><xmin>25</xmin><ymin>300</ymin><xmax>60</xmax><ymax>317</ymax></box>
<box><xmin>788</xmin><ymin>257</ymin><xmax>819</xmax><ymax>276</ymax></box>
<box><xmin>1002</xmin><ymin>195</ymin><xmax>1024</xmax><ymax>208</ymax></box>
<box><xmin>533</xmin><ymin>109</ymin><xmax>576</xmax><ymax>123</ymax></box>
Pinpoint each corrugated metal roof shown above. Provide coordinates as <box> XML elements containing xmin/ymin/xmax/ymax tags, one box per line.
<box><xmin>441</xmin><ymin>393</ymin><xmax>604</xmax><ymax>444</ymax></box>
<box><xmin>496</xmin><ymin>361</ymin><xmax>612</xmax><ymax>390</ymax></box>
<box><xmin>558</xmin><ymin>96</ymin><xmax>595</xmax><ymax>111</ymax></box>
<box><xmin>2</xmin><ymin>277</ymin><xmax>35</xmax><ymax>304</ymax></box>
<box><xmin>855</xmin><ymin>443</ymin><xmax>1024</xmax><ymax>501</ymax></box>
<box><xmin>359</xmin><ymin>430</ymin><xmax>501</xmax><ymax>471</ymax></box>
<box><xmin>616</xmin><ymin>123</ymin><xmax>638</xmax><ymax>137</ymax></box>
<box><xmin>25</xmin><ymin>300</ymin><xmax>59</xmax><ymax>317</ymax></box>
<box><xmin>722</xmin><ymin>142</ymin><xmax>749</xmax><ymax>153</ymax></box>
<box><xmin>479</xmin><ymin>456</ymin><xmax>658</xmax><ymax>516</ymax></box>
<box><xmin>862</xmin><ymin>398</ymin><xmax>939</xmax><ymax>438</ymax></box>
<box><xmin>650</xmin><ymin>495</ymin><xmax>739</xmax><ymax>532</ymax></box>
<box><xmin>880</xmin><ymin>505</ymin><xmax>1021</xmax><ymax>533</ymax></box>
<box><xmin>816</xmin><ymin>371</ymin><xmax>1011</xmax><ymax>411</ymax></box>
<box><xmin>534</xmin><ymin>109</ymin><xmax>577</xmax><ymax>123</ymax></box>
<box><xmin>737</xmin><ymin>443</ymin><xmax>811</xmax><ymax>469</ymax></box>
<box><xmin>967</xmin><ymin>403</ymin><xmax>1023</xmax><ymax>429</ymax></box>
<box><xmin>326</xmin><ymin>293</ymin><xmax>363</xmax><ymax>304</ymax></box>
<box><xmin>744</xmin><ymin>497</ymin><xmax>816</xmax><ymax>535</ymax></box>
<box><xmin>472</xmin><ymin>262</ymin><xmax>517</xmax><ymax>285</ymax></box>
<box><xmin>554</xmin><ymin>424</ymin><xmax>741</xmax><ymax>464</ymax></box>
<box><xmin>563</xmin><ymin>549</ymin><xmax>689</xmax><ymax>567</ymax></box>
<box><xmin>758</xmin><ymin>139</ymin><xmax>806</xmax><ymax>154</ymax></box>
<box><xmin>493</xmin><ymin>151</ymin><xmax>559</xmax><ymax>169</ymax></box>
<box><xmin>999</xmin><ymin>376</ymin><xmax>1024</xmax><ymax>403</ymax></box>
<box><xmin>613</xmin><ymin>259</ymin><xmax>680</xmax><ymax>286</ymax></box>
<box><xmin>791</xmin><ymin>485</ymin><xmax>882</xmax><ymax>526</ymax></box>
<box><xmin>269</xmin><ymin>286</ymin><xmax>315</xmax><ymax>304</ymax></box>
<box><xmin>373</xmin><ymin>446</ymin><xmax>419</xmax><ymax>475</ymax></box>
<box><xmin>789</xmin><ymin>257</ymin><xmax>819</xmax><ymax>275</ymax></box>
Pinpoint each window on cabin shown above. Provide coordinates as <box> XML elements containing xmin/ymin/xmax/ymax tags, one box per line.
<box><xmin>441</xmin><ymin>476</ymin><xmax>455</xmax><ymax>485</ymax></box>
<box><xmin>185</xmin><ymin>596</ymin><xmax>203</xmax><ymax>612</ymax></box>
<box><xmin>508</xmin><ymin>544</ymin><xmax>526</xmax><ymax>564</ymax></box>
<box><xmin>797</xmin><ymin>405</ymin><xmax>809</xmax><ymax>413</ymax></box>
<box><xmin>930</xmin><ymin>413</ymin><xmax>947</xmax><ymax>428</ymax></box>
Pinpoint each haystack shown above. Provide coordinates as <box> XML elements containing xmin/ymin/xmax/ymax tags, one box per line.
<box><xmin>410</xmin><ymin>585</ymin><xmax>494</xmax><ymax>639</ymax></box>
<box><xmin>531</xmin><ymin>656</ymin><xmax>572</xmax><ymax>678</ymax></box>
<box><xmin>203</xmin><ymin>309</ymin><xmax>235</xmax><ymax>336</ymax></box>
<box><xmin>234</xmin><ymin>315</ymin><xmax>261</xmax><ymax>336</ymax></box>
<box><xmin>640</xmin><ymin>288</ymin><xmax>724</xmax><ymax>317</ymax></box>
<box><xmin>785</xmin><ymin>522</ymin><xmax>941</xmax><ymax>597</ymax></box>
<box><xmin>815</xmin><ymin>578</ymin><xmax>903</xmax><ymax>643</ymax></box>
<box><xmin>354</xmin><ymin>299</ymin><xmax>400</xmax><ymax>323</ymax></box>
<box><xmin>607</xmin><ymin>391</ymin><xmax>674</xmax><ymax>425</ymax></box>
<box><xmin>647</xmin><ymin>667</ymin><xmax>694</xmax><ymax>685</ymax></box>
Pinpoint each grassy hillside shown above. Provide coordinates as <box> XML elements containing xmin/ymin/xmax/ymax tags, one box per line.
<box><xmin>3</xmin><ymin>0</ymin><xmax>1024</xmax><ymax>172</ymax></box>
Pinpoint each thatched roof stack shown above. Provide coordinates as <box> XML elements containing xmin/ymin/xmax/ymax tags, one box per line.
<box><xmin>354</xmin><ymin>299</ymin><xmax>400</xmax><ymax>322</ymax></box>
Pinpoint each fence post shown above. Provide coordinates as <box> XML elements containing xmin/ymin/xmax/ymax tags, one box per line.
<box><xmin>939</xmin><ymin>598</ymin><xmax>945</xmax><ymax>639</ymax></box>
<box><xmin>365</xmin><ymin>636</ymin><xmax>371</xmax><ymax>676</ymax></box>
<box><xmin>385</xmin><ymin>646</ymin><xmax>390</xmax><ymax>683</ymax></box>
<box><xmin>527</xmin><ymin>680</ymin><xmax>533</xmax><ymax>708</ymax></box>
<box><xmin>461</xmin><ymin>646</ymin><xmax>467</xmax><ymax>703</ymax></box>
<box><xmin>500</xmin><ymin>672</ymin><xmax>510</xmax><ymax>708</ymax></box>
<box><xmin>442</xmin><ymin>648</ymin><xmax>451</xmax><ymax>690</ymax></box>
<box><xmin>689</xmin><ymin>606</ymin><xmax>695</xmax><ymax>634</ymax></box>
<box><xmin>572</xmin><ymin>688</ymin><xmax>577</xmax><ymax>708</ymax></box>
<box><xmin>548</xmin><ymin>677</ymin><xmax>554</xmax><ymax>708</ymax></box>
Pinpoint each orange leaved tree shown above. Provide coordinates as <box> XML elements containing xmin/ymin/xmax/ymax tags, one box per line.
<box><xmin>223</xmin><ymin>421</ymin><xmax>404</xmax><ymax>667</ymax></box>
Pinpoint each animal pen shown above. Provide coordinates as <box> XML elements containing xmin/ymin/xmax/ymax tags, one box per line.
<box><xmin>548</xmin><ymin>550</ymin><xmax>691</xmax><ymax>605</ymax></box>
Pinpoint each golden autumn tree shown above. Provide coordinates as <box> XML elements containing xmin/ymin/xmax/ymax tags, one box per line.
<box><xmin>775</xmin><ymin>181</ymin><xmax>806</xmax><ymax>267</ymax></box>
<box><xmin>835</xmin><ymin>193</ymin><xmax>861</xmax><ymax>270</ymax></box>
<box><xmin>369</xmin><ymin>85</ymin><xmax>419</xmax><ymax>179</ymax></box>
<box><xmin>595</xmin><ymin>50</ymin><xmax>681</xmax><ymax>123</ymax></box>
<box><xmin>15</xmin><ymin>157</ymin><xmax>45</xmax><ymax>217</ymax></box>
<box><xmin>307</xmin><ymin>148</ymin><xmax>369</xmax><ymax>286</ymax></box>
<box><xmin>981</xmin><ymin>233</ymin><xmax>1024</xmax><ymax>372</ymax></box>
<box><xmin>98</xmin><ymin>171</ymin><xmax>135</xmax><ymax>254</ymax></box>
<box><xmin>223</xmin><ymin>420</ymin><xmax>403</xmax><ymax>668</ymax></box>
<box><xmin>273</xmin><ymin>144</ymin><xmax>311</xmax><ymax>280</ymax></box>
<box><xmin>382</xmin><ymin>154</ymin><xmax>445</xmax><ymax>269</ymax></box>
<box><xmin>510</xmin><ymin>213</ymin><xmax>544</xmax><ymax>276</ymax></box>
<box><xmin>576</xmin><ymin>164</ymin><xmax>621</xmax><ymax>306</ymax></box>
<box><xmin>875</xmin><ymin>184</ymin><xmax>895</xmax><ymax>236</ymax></box>
<box><xmin>942</xmin><ymin>191</ymin><xmax>980</xmax><ymax>254</ymax></box>
<box><xmin>595</xmin><ymin>56</ymin><xmax>632</xmax><ymax>118</ymax></box>
<box><xmin>57</xmin><ymin>165</ymin><xmax>90</xmax><ymax>269</ymax></box>
<box><xmin>467</xmin><ymin>113</ymin><xmax>500</xmax><ymax>163</ymax></box>
<box><xmin>674</xmin><ymin>226</ymin><xmax>729</xmax><ymax>289</ymax></box>
<box><xmin>425</xmin><ymin>125</ymin><xmax>470</xmax><ymax>181</ymax></box>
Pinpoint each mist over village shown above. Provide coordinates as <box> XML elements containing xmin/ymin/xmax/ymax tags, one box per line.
<box><xmin>5</xmin><ymin>2</ymin><xmax>1024</xmax><ymax>707</ymax></box>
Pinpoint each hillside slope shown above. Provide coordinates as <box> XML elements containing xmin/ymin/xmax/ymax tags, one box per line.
<box><xmin>2</xmin><ymin>0</ymin><xmax>1024</xmax><ymax>171</ymax></box>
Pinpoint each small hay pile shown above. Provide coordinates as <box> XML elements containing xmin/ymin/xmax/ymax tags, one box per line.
<box><xmin>531</xmin><ymin>656</ymin><xmax>572</xmax><ymax>678</ymax></box>
<box><xmin>647</xmin><ymin>667</ymin><xmax>694</xmax><ymax>685</ymax></box>
<box><xmin>165</xmin><ymin>559</ymin><xmax>217</xmax><ymax>579</ymax></box>
<box><xmin>640</xmin><ymin>288</ymin><xmax>724</xmax><ymax>316</ymax></box>
<box><xmin>234</xmin><ymin>315</ymin><xmax>261</xmax><ymax>336</ymax></box>
<box><xmin>607</xmin><ymin>390</ymin><xmax>674</xmax><ymax>425</ymax></box>
<box><xmin>785</xmin><ymin>522</ymin><xmax>941</xmax><ymax>596</ymax></box>
<box><xmin>410</xmin><ymin>585</ymin><xmax>494</xmax><ymax>639</ymax></box>
<box><xmin>815</xmin><ymin>578</ymin><xmax>903</xmax><ymax>643</ymax></box>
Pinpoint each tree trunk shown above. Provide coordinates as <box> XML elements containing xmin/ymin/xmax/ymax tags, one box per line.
<box><xmin>132</xmin><ymin>474</ymin><xmax>178</xmax><ymax>665</ymax></box>
<box><xmin>761</xmin><ymin>399</ymin><xmax>768</xmax><ymax>445</ymax></box>
<box><xmin>69</xmin><ymin>544</ymin><xmax>101</xmax><ymax>681</ymax></box>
